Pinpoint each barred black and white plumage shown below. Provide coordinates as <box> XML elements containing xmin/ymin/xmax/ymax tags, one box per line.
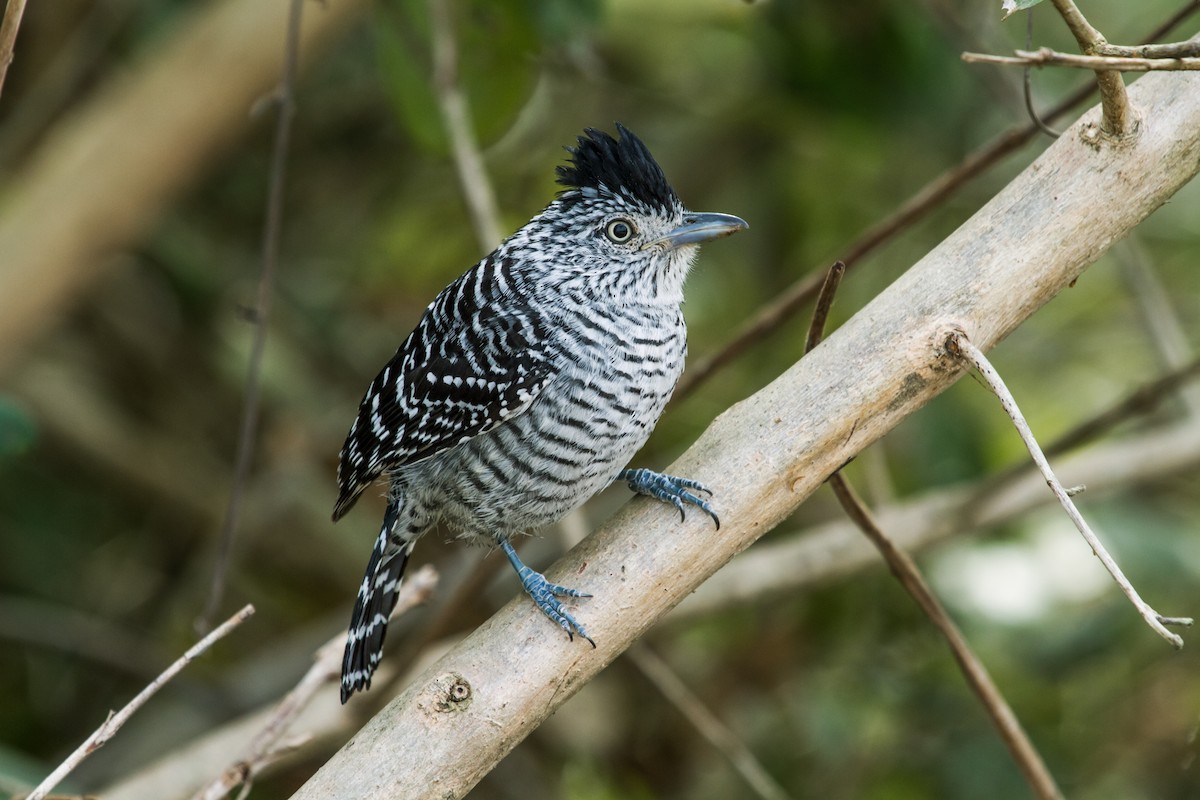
<box><xmin>335</xmin><ymin>124</ymin><xmax>746</xmax><ymax>702</ymax></box>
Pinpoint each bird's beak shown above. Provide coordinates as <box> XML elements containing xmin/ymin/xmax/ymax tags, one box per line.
<box><xmin>648</xmin><ymin>212</ymin><xmax>748</xmax><ymax>250</ymax></box>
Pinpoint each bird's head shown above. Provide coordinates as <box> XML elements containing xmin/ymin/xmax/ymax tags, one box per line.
<box><xmin>508</xmin><ymin>124</ymin><xmax>746</xmax><ymax>305</ymax></box>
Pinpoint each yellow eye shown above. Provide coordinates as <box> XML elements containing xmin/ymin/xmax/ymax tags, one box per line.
<box><xmin>604</xmin><ymin>218</ymin><xmax>635</xmax><ymax>243</ymax></box>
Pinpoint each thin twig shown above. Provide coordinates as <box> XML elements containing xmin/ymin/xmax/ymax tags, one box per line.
<box><xmin>946</xmin><ymin>331</ymin><xmax>1193</xmax><ymax>646</ymax></box>
<box><xmin>965</xmin><ymin>48</ymin><xmax>1200</xmax><ymax>71</ymax></box>
<box><xmin>1095</xmin><ymin>39</ymin><xmax>1200</xmax><ymax>59</ymax></box>
<box><xmin>193</xmin><ymin>569</ymin><xmax>438</xmax><ymax>800</ymax></box>
<box><xmin>429</xmin><ymin>0</ymin><xmax>502</xmax><ymax>251</ymax></box>
<box><xmin>628</xmin><ymin>645</ymin><xmax>792</xmax><ymax>800</ymax></box>
<box><xmin>827</xmin><ymin>479</ymin><xmax>1065</xmax><ymax>799</ymax></box>
<box><xmin>802</xmin><ymin>261</ymin><xmax>844</xmax><ymax>354</ymax></box>
<box><xmin>805</xmin><ymin>265</ymin><xmax>1063</xmax><ymax>800</ymax></box>
<box><xmin>1023</xmin><ymin>11</ymin><xmax>1061</xmax><ymax>138</ymax></box>
<box><xmin>199</xmin><ymin>0</ymin><xmax>304</xmax><ymax>634</ymax></box>
<box><xmin>27</xmin><ymin>605</ymin><xmax>255</xmax><ymax>800</ymax></box>
<box><xmin>1048</xmin><ymin>0</ymin><xmax>1131</xmax><ymax>134</ymax></box>
<box><xmin>0</xmin><ymin>0</ymin><xmax>28</xmax><ymax>102</ymax></box>
<box><xmin>676</xmin><ymin>0</ymin><xmax>1200</xmax><ymax>402</ymax></box>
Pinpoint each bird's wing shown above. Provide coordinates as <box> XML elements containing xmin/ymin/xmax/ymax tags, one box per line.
<box><xmin>333</xmin><ymin>294</ymin><xmax>553</xmax><ymax>521</ymax></box>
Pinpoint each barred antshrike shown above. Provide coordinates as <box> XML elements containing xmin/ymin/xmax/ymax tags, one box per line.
<box><xmin>334</xmin><ymin>124</ymin><xmax>746</xmax><ymax>702</ymax></box>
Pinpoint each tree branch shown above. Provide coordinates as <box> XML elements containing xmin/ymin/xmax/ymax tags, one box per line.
<box><xmin>192</xmin><ymin>568</ymin><xmax>438</xmax><ymax>800</ymax></box>
<box><xmin>1049</xmin><ymin>0</ymin><xmax>1132</xmax><ymax>135</ymax></box>
<box><xmin>0</xmin><ymin>0</ymin><xmax>28</xmax><ymax>101</ymax></box>
<box><xmin>964</xmin><ymin>48</ymin><xmax>1200</xmax><ymax>71</ymax></box>
<box><xmin>96</xmin><ymin>413</ymin><xmax>1200</xmax><ymax>800</ymax></box>
<box><xmin>677</xmin><ymin>2</ymin><xmax>1200</xmax><ymax>401</ymax></box>
<box><xmin>805</xmin><ymin>264</ymin><xmax>1061</xmax><ymax>799</ymax></box>
<box><xmin>288</xmin><ymin>65</ymin><xmax>1200</xmax><ymax>800</ymax></box>
<box><xmin>26</xmin><ymin>606</ymin><xmax>255</xmax><ymax>800</ymax></box>
<box><xmin>946</xmin><ymin>332</ymin><xmax>1192</xmax><ymax>646</ymax></box>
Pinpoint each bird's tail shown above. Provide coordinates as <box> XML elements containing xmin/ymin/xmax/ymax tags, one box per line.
<box><xmin>341</xmin><ymin>499</ymin><xmax>413</xmax><ymax>703</ymax></box>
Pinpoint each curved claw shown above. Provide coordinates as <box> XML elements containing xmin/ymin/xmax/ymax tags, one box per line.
<box><xmin>618</xmin><ymin>468</ymin><xmax>721</xmax><ymax>529</ymax></box>
<box><xmin>499</xmin><ymin>539</ymin><xmax>595</xmax><ymax>646</ymax></box>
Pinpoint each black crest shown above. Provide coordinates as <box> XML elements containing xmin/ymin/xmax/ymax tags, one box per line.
<box><xmin>556</xmin><ymin>123</ymin><xmax>679</xmax><ymax>214</ymax></box>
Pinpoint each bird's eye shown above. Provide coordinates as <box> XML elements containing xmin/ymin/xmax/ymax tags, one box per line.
<box><xmin>604</xmin><ymin>218</ymin><xmax>635</xmax><ymax>243</ymax></box>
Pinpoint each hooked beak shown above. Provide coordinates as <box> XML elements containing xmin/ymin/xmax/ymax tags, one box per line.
<box><xmin>647</xmin><ymin>212</ymin><xmax>748</xmax><ymax>250</ymax></box>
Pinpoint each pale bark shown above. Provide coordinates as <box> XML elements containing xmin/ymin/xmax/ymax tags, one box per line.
<box><xmin>288</xmin><ymin>66</ymin><xmax>1200</xmax><ymax>799</ymax></box>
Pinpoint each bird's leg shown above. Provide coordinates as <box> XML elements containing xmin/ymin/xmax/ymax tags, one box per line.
<box><xmin>499</xmin><ymin>538</ymin><xmax>596</xmax><ymax>647</ymax></box>
<box><xmin>617</xmin><ymin>467</ymin><xmax>720</xmax><ymax>529</ymax></box>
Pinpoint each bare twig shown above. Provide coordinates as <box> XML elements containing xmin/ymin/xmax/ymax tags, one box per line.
<box><xmin>805</xmin><ymin>265</ymin><xmax>1062</xmax><ymax>800</ymax></box>
<box><xmin>1095</xmin><ymin>39</ymin><xmax>1200</xmax><ymax>59</ymax></box>
<box><xmin>1048</xmin><ymin>0</ymin><xmax>1131</xmax><ymax>134</ymax></box>
<box><xmin>946</xmin><ymin>331</ymin><xmax>1192</xmax><ymax>647</ymax></box>
<box><xmin>199</xmin><ymin>0</ymin><xmax>304</xmax><ymax>633</ymax></box>
<box><xmin>193</xmin><ymin>569</ymin><xmax>438</xmax><ymax>800</ymax></box>
<box><xmin>1024</xmin><ymin>11</ymin><xmax>1061</xmax><ymax>138</ymax></box>
<box><xmin>676</xmin><ymin>380</ymin><xmax>1200</xmax><ymax>624</ymax></box>
<box><xmin>802</xmin><ymin>261</ymin><xmax>844</xmax><ymax>354</ymax></box>
<box><xmin>429</xmin><ymin>0</ymin><xmax>502</xmax><ymax>251</ymax></box>
<box><xmin>677</xmin><ymin>0</ymin><xmax>1200</xmax><ymax>403</ymax></box>
<box><xmin>27</xmin><ymin>605</ymin><xmax>255</xmax><ymax>800</ymax></box>
<box><xmin>627</xmin><ymin>645</ymin><xmax>792</xmax><ymax>800</ymax></box>
<box><xmin>827</xmin><ymin>479</ymin><xmax>1064</xmax><ymax>799</ymax></box>
<box><xmin>0</xmin><ymin>0</ymin><xmax>28</xmax><ymax>101</ymax></box>
<box><xmin>98</xmin><ymin>418</ymin><xmax>1200</xmax><ymax>800</ymax></box>
<box><xmin>965</xmin><ymin>48</ymin><xmax>1200</xmax><ymax>71</ymax></box>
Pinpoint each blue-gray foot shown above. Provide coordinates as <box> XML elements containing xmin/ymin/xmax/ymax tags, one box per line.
<box><xmin>500</xmin><ymin>538</ymin><xmax>595</xmax><ymax>647</ymax></box>
<box><xmin>618</xmin><ymin>467</ymin><xmax>720</xmax><ymax>529</ymax></box>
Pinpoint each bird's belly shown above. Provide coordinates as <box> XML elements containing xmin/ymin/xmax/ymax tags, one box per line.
<box><xmin>427</xmin><ymin>342</ymin><xmax>684</xmax><ymax>542</ymax></box>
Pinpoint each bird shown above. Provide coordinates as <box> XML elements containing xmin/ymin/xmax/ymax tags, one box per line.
<box><xmin>333</xmin><ymin>123</ymin><xmax>747</xmax><ymax>703</ymax></box>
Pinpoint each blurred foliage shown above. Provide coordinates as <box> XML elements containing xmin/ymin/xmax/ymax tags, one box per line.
<box><xmin>2</xmin><ymin>1</ymin><xmax>1200</xmax><ymax>799</ymax></box>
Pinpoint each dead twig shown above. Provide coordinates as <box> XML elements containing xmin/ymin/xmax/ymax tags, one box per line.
<box><xmin>827</xmin><ymin>479</ymin><xmax>1065</xmax><ymax>799</ymax></box>
<box><xmin>1095</xmin><ymin>39</ymin><xmax>1200</xmax><ymax>59</ymax></box>
<box><xmin>199</xmin><ymin>0</ymin><xmax>304</xmax><ymax>634</ymax></box>
<box><xmin>27</xmin><ymin>605</ymin><xmax>255</xmax><ymax>800</ymax></box>
<box><xmin>946</xmin><ymin>331</ymin><xmax>1192</xmax><ymax>647</ymax></box>
<box><xmin>1048</xmin><ymin>0</ymin><xmax>1131</xmax><ymax>135</ymax></box>
<box><xmin>964</xmin><ymin>48</ymin><xmax>1200</xmax><ymax>71</ymax></box>
<box><xmin>806</xmin><ymin>265</ymin><xmax>1062</xmax><ymax>800</ymax></box>
<box><xmin>193</xmin><ymin>568</ymin><xmax>438</xmax><ymax>800</ymax></box>
<box><xmin>677</xmin><ymin>0</ymin><xmax>1200</xmax><ymax>402</ymax></box>
<box><xmin>802</xmin><ymin>261</ymin><xmax>844</xmax><ymax>354</ymax></box>
<box><xmin>0</xmin><ymin>0</ymin><xmax>28</xmax><ymax>101</ymax></box>
<box><xmin>1023</xmin><ymin>11</ymin><xmax>1061</xmax><ymax>138</ymax></box>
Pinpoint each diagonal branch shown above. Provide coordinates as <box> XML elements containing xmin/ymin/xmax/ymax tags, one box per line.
<box><xmin>1049</xmin><ymin>0</ymin><xmax>1132</xmax><ymax>135</ymax></box>
<box><xmin>946</xmin><ymin>332</ymin><xmax>1192</xmax><ymax>647</ymax></box>
<box><xmin>806</xmin><ymin>265</ymin><xmax>1061</xmax><ymax>800</ymax></box>
<box><xmin>676</xmin><ymin>1</ymin><xmax>1200</xmax><ymax>403</ymax></box>
<box><xmin>0</xmin><ymin>0</ymin><xmax>27</xmax><ymax>102</ymax></box>
<box><xmin>964</xmin><ymin>48</ymin><xmax>1200</xmax><ymax>71</ymax></box>
<box><xmin>26</xmin><ymin>606</ymin><xmax>255</xmax><ymax>800</ymax></box>
<box><xmin>288</xmin><ymin>64</ymin><xmax>1200</xmax><ymax>800</ymax></box>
